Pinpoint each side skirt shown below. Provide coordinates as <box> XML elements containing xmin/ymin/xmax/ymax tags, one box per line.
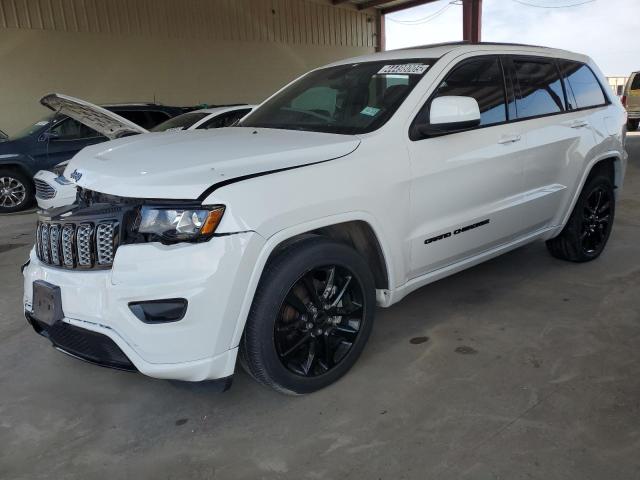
<box><xmin>381</xmin><ymin>225</ymin><xmax>557</xmax><ymax>307</ymax></box>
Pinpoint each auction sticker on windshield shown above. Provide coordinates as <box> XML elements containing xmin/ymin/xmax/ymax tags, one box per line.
<box><xmin>378</xmin><ymin>64</ymin><xmax>429</xmax><ymax>75</ymax></box>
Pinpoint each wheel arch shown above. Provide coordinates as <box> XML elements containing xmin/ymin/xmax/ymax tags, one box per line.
<box><xmin>0</xmin><ymin>161</ymin><xmax>33</xmax><ymax>180</ymax></box>
<box><xmin>229</xmin><ymin>212</ymin><xmax>393</xmax><ymax>349</ymax></box>
<box><xmin>558</xmin><ymin>152</ymin><xmax>623</xmax><ymax>228</ymax></box>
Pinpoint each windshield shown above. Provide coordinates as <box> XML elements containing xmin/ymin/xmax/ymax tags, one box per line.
<box><xmin>151</xmin><ymin>112</ymin><xmax>210</xmax><ymax>132</ymax></box>
<box><xmin>241</xmin><ymin>59</ymin><xmax>433</xmax><ymax>135</ymax></box>
<box><xmin>13</xmin><ymin>114</ymin><xmax>59</xmax><ymax>139</ymax></box>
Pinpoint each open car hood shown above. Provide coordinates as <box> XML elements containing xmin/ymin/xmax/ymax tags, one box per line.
<box><xmin>40</xmin><ymin>93</ymin><xmax>148</xmax><ymax>139</ymax></box>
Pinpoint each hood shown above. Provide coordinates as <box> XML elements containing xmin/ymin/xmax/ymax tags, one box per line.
<box><xmin>40</xmin><ymin>93</ymin><xmax>148</xmax><ymax>139</ymax></box>
<box><xmin>66</xmin><ymin>127</ymin><xmax>360</xmax><ymax>199</ymax></box>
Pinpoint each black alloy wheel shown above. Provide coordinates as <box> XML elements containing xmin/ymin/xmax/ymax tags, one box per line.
<box><xmin>240</xmin><ymin>237</ymin><xmax>376</xmax><ymax>395</ymax></box>
<box><xmin>546</xmin><ymin>165</ymin><xmax>615</xmax><ymax>262</ymax></box>
<box><xmin>580</xmin><ymin>186</ymin><xmax>612</xmax><ymax>256</ymax></box>
<box><xmin>275</xmin><ymin>265</ymin><xmax>364</xmax><ymax>377</ymax></box>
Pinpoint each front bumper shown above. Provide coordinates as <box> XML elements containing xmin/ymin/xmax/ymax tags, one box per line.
<box><xmin>627</xmin><ymin>110</ymin><xmax>640</xmax><ymax>120</ymax></box>
<box><xmin>23</xmin><ymin>231</ymin><xmax>264</xmax><ymax>381</ymax></box>
<box><xmin>33</xmin><ymin>170</ymin><xmax>77</xmax><ymax>210</ymax></box>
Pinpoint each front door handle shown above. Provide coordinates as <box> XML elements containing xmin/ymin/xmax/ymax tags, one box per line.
<box><xmin>571</xmin><ymin>120</ymin><xmax>589</xmax><ymax>128</ymax></box>
<box><xmin>498</xmin><ymin>134</ymin><xmax>522</xmax><ymax>145</ymax></box>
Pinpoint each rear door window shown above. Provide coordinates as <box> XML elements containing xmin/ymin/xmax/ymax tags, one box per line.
<box><xmin>631</xmin><ymin>74</ymin><xmax>640</xmax><ymax>91</ymax></box>
<box><xmin>559</xmin><ymin>61</ymin><xmax>607</xmax><ymax>109</ymax></box>
<box><xmin>512</xmin><ymin>59</ymin><xmax>565</xmax><ymax>119</ymax></box>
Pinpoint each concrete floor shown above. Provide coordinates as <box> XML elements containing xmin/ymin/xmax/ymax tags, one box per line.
<box><xmin>1</xmin><ymin>135</ymin><xmax>640</xmax><ymax>480</ymax></box>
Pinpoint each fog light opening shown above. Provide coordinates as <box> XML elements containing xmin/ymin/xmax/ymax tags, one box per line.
<box><xmin>128</xmin><ymin>298</ymin><xmax>188</xmax><ymax>323</ymax></box>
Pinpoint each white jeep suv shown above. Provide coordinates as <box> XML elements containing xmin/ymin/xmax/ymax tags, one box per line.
<box><xmin>23</xmin><ymin>42</ymin><xmax>627</xmax><ymax>394</ymax></box>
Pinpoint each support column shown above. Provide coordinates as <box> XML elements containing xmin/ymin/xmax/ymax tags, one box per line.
<box><xmin>462</xmin><ymin>0</ymin><xmax>482</xmax><ymax>43</ymax></box>
<box><xmin>375</xmin><ymin>10</ymin><xmax>386</xmax><ymax>52</ymax></box>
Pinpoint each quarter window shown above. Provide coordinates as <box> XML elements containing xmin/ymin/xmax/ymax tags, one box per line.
<box><xmin>513</xmin><ymin>59</ymin><xmax>565</xmax><ymax>119</ymax></box>
<box><xmin>559</xmin><ymin>61</ymin><xmax>607</xmax><ymax>109</ymax></box>
<box><xmin>429</xmin><ymin>57</ymin><xmax>508</xmax><ymax>126</ymax></box>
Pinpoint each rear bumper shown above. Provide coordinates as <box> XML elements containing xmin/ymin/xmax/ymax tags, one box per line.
<box><xmin>627</xmin><ymin>110</ymin><xmax>640</xmax><ymax>120</ymax></box>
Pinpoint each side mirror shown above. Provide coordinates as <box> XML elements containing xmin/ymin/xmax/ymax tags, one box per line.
<box><xmin>413</xmin><ymin>96</ymin><xmax>481</xmax><ymax>139</ymax></box>
<box><xmin>38</xmin><ymin>130</ymin><xmax>60</xmax><ymax>142</ymax></box>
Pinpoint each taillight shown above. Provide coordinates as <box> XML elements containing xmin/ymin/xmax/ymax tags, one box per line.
<box><xmin>621</xmin><ymin>95</ymin><xmax>627</xmax><ymax>107</ymax></box>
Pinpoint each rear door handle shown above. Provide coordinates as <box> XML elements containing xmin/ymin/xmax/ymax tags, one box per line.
<box><xmin>498</xmin><ymin>134</ymin><xmax>521</xmax><ymax>145</ymax></box>
<box><xmin>571</xmin><ymin>120</ymin><xmax>589</xmax><ymax>128</ymax></box>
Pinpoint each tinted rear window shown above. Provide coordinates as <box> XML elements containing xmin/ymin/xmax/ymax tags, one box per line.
<box><xmin>513</xmin><ymin>59</ymin><xmax>565</xmax><ymax>119</ymax></box>
<box><xmin>560</xmin><ymin>61</ymin><xmax>607</xmax><ymax>109</ymax></box>
<box><xmin>630</xmin><ymin>74</ymin><xmax>640</xmax><ymax>91</ymax></box>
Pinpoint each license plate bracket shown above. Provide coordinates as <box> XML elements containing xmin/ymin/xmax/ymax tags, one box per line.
<box><xmin>31</xmin><ymin>280</ymin><xmax>64</xmax><ymax>326</ymax></box>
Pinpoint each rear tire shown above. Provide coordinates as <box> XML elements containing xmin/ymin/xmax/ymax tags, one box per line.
<box><xmin>239</xmin><ymin>237</ymin><xmax>376</xmax><ymax>395</ymax></box>
<box><xmin>627</xmin><ymin>119</ymin><xmax>639</xmax><ymax>131</ymax></box>
<box><xmin>546</xmin><ymin>167</ymin><xmax>615</xmax><ymax>262</ymax></box>
<box><xmin>0</xmin><ymin>168</ymin><xmax>33</xmax><ymax>213</ymax></box>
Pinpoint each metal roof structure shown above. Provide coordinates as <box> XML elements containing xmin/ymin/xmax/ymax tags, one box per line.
<box><xmin>331</xmin><ymin>0</ymin><xmax>441</xmax><ymax>15</ymax></box>
<box><xmin>331</xmin><ymin>0</ymin><xmax>483</xmax><ymax>48</ymax></box>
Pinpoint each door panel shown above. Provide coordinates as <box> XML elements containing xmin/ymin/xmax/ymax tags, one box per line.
<box><xmin>31</xmin><ymin>118</ymin><xmax>106</xmax><ymax>169</ymax></box>
<box><xmin>514</xmin><ymin>58</ymin><xmax>601</xmax><ymax>233</ymax></box>
<box><xmin>406</xmin><ymin>55</ymin><xmax>527</xmax><ymax>278</ymax></box>
<box><xmin>517</xmin><ymin>113</ymin><xmax>593</xmax><ymax>231</ymax></box>
<box><xmin>407</xmin><ymin>126</ymin><xmax>527</xmax><ymax>278</ymax></box>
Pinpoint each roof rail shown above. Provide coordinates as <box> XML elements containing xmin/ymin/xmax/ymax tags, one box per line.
<box><xmin>394</xmin><ymin>40</ymin><xmax>550</xmax><ymax>51</ymax></box>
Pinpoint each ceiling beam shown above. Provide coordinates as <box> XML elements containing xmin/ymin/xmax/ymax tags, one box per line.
<box><xmin>357</xmin><ymin>0</ymin><xmax>393</xmax><ymax>9</ymax></box>
<box><xmin>381</xmin><ymin>0</ymin><xmax>440</xmax><ymax>15</ymax></box>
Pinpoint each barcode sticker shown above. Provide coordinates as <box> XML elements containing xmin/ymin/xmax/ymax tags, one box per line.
<box><xmin>378</xmin><ymin>64</ymin><xmax>429</xmax><ymax>75</ymax></box>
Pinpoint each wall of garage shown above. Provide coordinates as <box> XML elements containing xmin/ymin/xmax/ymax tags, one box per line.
<box><xmin>0</xmin><ymin>0</ymin><xmax>379</xmax><ymax>135</ymax></box>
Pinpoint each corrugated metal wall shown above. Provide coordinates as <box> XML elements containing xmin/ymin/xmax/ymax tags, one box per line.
<box><xmin>0</xmin><ymin>0</ymin><xmax>377</xmax><ymax>47</ymax></box>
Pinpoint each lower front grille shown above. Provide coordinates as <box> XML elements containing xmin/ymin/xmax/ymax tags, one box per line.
<box><xmin>36</xmin><ymin>220</ymin><xmax>119</xmax><ymax>269</ymax></box>
<box><xmin>29</xmin><ymin>316</ymin><xmax>136</xmax><ymax>372</ymax></box>
<box><xmin>34</xmin><ymin>179</ymin><xmax>56</xmax><ymax>199</ymax></box>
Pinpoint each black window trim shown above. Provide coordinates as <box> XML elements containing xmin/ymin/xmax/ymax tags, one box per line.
<box><xmin>409</xmin><ymin>54</ymin><xmax>611</xmax><ymax>142</ymax></box>
<box><xmin>508</xmin><ymin>54</ymin><xmax>567</xmax><ymax>120</ymax></box>
<box><xmin>409</xmin><ymin>54</ymin><xmax>511</xmax><ymax>141</ymax></box>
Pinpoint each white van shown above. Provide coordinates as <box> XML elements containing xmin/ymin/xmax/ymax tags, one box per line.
<box><xmin>623</xmin><ymin>71</ymin><xmax>640</xmax><ymax>131</ymax></box>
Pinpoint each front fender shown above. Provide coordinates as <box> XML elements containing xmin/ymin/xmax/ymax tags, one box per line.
<box><xmin>227</xmin><ymin>211</ymin><xmax>394</xmax><ymax>349</ymax></box>
<box><xmin>0</xmin><ymin>153</ymin><xmax>36</xmax><ymax>177</ymax></box>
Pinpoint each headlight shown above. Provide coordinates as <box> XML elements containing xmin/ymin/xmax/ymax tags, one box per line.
<box><xmin>137</xmin><ymin>206</ymin><xmax>225</xmax><ymax>242</ymax></box>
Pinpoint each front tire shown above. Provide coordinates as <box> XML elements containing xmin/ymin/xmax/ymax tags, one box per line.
<box><xmin>240</xmin><ymin>237</ymin><xmax>376</xmax><ymax>395</ymax></box>
<box><xmin>546</xmin><ymin>167</ymin><xmax>615</xmax><ymax>262</ymax></box>
<box><xmin>627</xmin><ymin>119</ymin><xmax>639</xmax><ymax>132</ymax></box>
<box><xmin>0</xmin><ymin>169</ymin><xmax>33</xmax><ymax>213</ymax></box>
